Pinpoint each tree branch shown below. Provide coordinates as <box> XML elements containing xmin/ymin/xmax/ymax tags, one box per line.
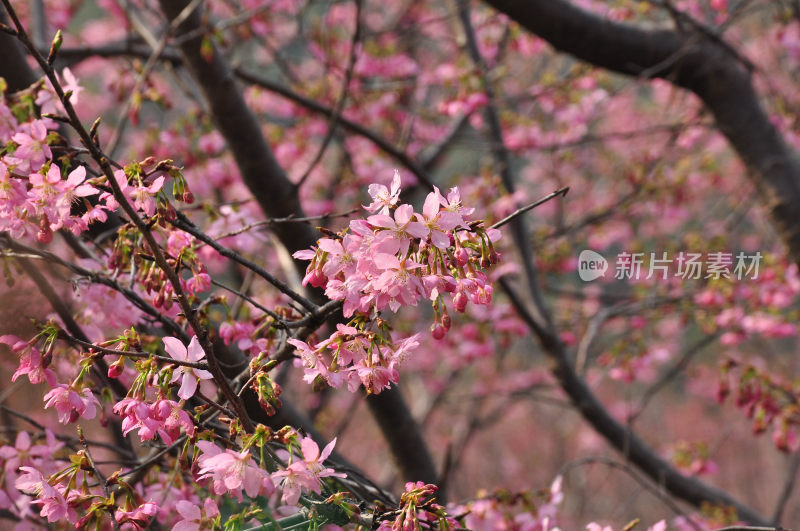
<box><xmin>499</xmin><ymin>277</ymin><xmax>768</xmax><ymax>525</ymax></box>
<box><xmin>54</xmin><ymin>42</ymin><xmax>438</xmax><ymax>190</ymax></box>
<box><xmin>156</xmin><ymin>0</ymin><xmax>439</xmax><ymax>488</ymax></box>
<box><xmin>483</xmin><ymin>0</ymin><xmax>800</xmax><ymax>267</ymax></box>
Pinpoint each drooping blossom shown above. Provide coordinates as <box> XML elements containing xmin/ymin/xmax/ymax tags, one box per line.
<box><xmin>363</xmin><ymin>169</ymin><xmax>401</xmax><ymax>214</ymax></box>
<box><xmin>0</xmin><ymin>430</ymin><xmax>63</xmax><ymax>478</ymax></box>
<box><xmin>292</xmin><ymin>175</ymin><xmax>499</xmax><ymax>393</ymax></box>
<box><xmin>11</xmin><ymin>120</ymin><xmax>51</xmax><ymax>172</ymax></box>
<box><xmin>114</xmin><ymin>501</ymin><xmax>158</xmax><ymax>530</ymax></box>
<box><xmin>272</xmin><ymin>436</ymin><xmax>344</xmax><ymax>506</ymax></box>
<box><xmin>42</xmin><ymin>385</ymin><xmax>99</xmax><ymax>424</ymax></box>
<box><xmin>14</xmin><ymin>466</ymin><xmax>70</xmax><ymax>523</ymax></box>
<box><xmin>0</xmin><ymin>335</ymin><xmax>57</xmax><ymax>387</ymax></box>
<box><xmin>113</xmin><ymin>398</ymin><xmax>195</xmax><ymax>444</ymax></box>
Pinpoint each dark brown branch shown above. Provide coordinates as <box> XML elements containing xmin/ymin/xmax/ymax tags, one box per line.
<box><xmin>1</xmin><ymin>0</ymin><xmax>253</xmax><ymax>433</ymax></box>
<box><xmin>54</xmin><ymin>42</ymin><xmax>437</xmax><ymax>190</ymax></box>
<box><xmin>157</xmin><ymin>0</ymin><xmax>439</xmax><ymax>488</ymax></box>
<box><xmin>483</xmin><ymin>0</ymin><xmax>800</xmax><ymax>267</ymax></box>
<box><xmin>0</xmin><ymin>9</ymin><xmax>37</xmax><ymax>93</ymax></box>
<box><xmin>78</xmin><ymin>429</ymin><xmax>122</xmax><ymax>531</ymax></box>
<box><xmin>771</xmin><ymin>450</ymin><xmax>800</xmax><ymax>525</ymax></box>
<box><xmin>499</xmin><ymin>277</ymin><xmax>768</xmax><ymax>525</ymax></box>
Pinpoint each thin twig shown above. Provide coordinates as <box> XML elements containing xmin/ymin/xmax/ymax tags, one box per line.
<box><xmin>171</xmin><ymin>211</ymin><xmax>319</xmax><ymax>313</ymax></box>
<box><xmin>211</xmin><ymin>208</ymin><xmax>358</xmax><ymax>241</ymax></box>
<box><xmin>79</xmin><ymin>427</ymin><xmax>122</xmax><ymax>531</ymax></box>
<box><xmin>60</xmin><ymin>333</ymin><xmax>211</xmax><ymax>370</ymax></box>
<box><xmin>296</xmin><ymin>0</ymin><xmax>362</xmax><ymax>189</ymax></box>
<box><xmin>490</xmin><ymin>187</ymin><xmax>569</xmax><ymax>229</ymax></box>
<box><xmin>771</xmin><ymin>450</ymin><xmax>800</xmax><ymax>525</ymax></box>
<box><xmin>209</xmin><ymin>277</ymin><xmax>288</xmax><ymax>328</ymax></box>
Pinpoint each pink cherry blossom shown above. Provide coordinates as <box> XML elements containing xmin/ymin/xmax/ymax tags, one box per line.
<box><xmin>14</xmin><ymin>466</ymin><xmax>70</xmax><ymax>523</ymax></box>
<box><xmin>417</xmin><ymin>187</ymin><xmax>464</xmax><ymax>249</ymax></box>
<box><xmin>163</xmin><ymin>336</ymin><xmax>214</xmax><ymax>400</ymax></box>
<box><xmin>173</xmin><ymin>499</ymin><xmax>219</xmax><ymax>531</ymax></box>
<box><xmin>368</xmin><ymin>203</ymin><xmax>428</xmax><ymax>256</ymax></box>
<box><xmin>0</xmin><ymin>335</ymin><xmax>56</xmax><ymax>387</ymax></box>
<box><xmin>36</xmin><ymin>68</ymin><xmax>83</xmax><ymax>115</ymax></box>
<box><xmin>363</xmin><ymin>169</ymin><xmax>401</xmax><ymax>214</ymax></box>
<box><xmin>0</xmin><ymin>429</ymin><xmax>63</xmax><ymax>478</ymax></box>
<box><xmin>132</xmin><ymin>175</ymin><xmax>165</xmax><ymax>217</ymax></box>
<box><xmin>113</xmin><ymin>398</ymin><xmax>195</xmax><ymax>444</ymax></box>
<box><xmin>11</xmin><ymin>120</ymin><xmax>51</xmax><ymax>172</ymax></box>
<box><xmin>196</xmin><ymin>441</ymin><xmax>273</xmax><ymax>500</ymax></box>
<box><xmin>101</xmin><ymin>169</ymin><xmax>164</xmax><ymax>217</ymax></box>
<box><xmin>271</xmin><ymin>462</ymin><xmax>316</xmax><ymax>506</ymax></box>
<box><xmin>271</xmin><ymin>436</ymin><xmax>345</xmax><ymax>506</ymax></box>
<box><xmin>42</xmin><ymin>385</ymin><xmax>99</xmax><ymax>424</ymax></box>
<box><xmin>115</xmin><ymin>501</ymin><xmax>158</xmax><ymax>530</ymax></box>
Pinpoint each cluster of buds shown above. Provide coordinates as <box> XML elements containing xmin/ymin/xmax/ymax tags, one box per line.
<box><xmin>718</xmin><ymin>359</ymin><xmax>800</xmax><ymax>452</ymax></box>
<box><xmin>251</xmin><ymin>367</ymin><xmax>283</xmax><ymax>415</ymax></box>
<box><xmin>378</xmin><ymin>482</ymin><xmax>453</xmax><ymax>531</ymax></box>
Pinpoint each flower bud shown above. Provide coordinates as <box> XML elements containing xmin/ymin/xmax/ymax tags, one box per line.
<box><xmin>455</xmin><ymin>247</ymin><xmax>469</xmax><ymax>267</ymax></box>
<box><xmin>108</xmin><ymin>358</ymin><xmax>124</xmax><ymax>379</ymax></box>
<box><xmin>430</xmin><ymin>323</ymin><xmax>446</xmax><ymax>340</ymax></box>
<box><xmin>453</xmin><ymin>291</ymin><xmax>468</xmax><ymax>313</ymax></box>
<box><xmin>37</xmin><ymin>217</ymin><xmax>53</xmax><ymax>244</ymax></box>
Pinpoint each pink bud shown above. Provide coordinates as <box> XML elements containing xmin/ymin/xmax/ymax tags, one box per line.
<box><xmin>302</xmin><ymin>268</ymin><xmax>327</xmax><ymax>288</ymax></box>
<box><xmin>454</xmin><ymin>247</ymin><xmax>469</xmax><ymax>267</ymax></box>
<box><xmin>37</xmin><ymin>217</ymin><xmax>53</xmax><ymax>243</ymax></box>
<box><xmin>453</xmin><ymin>291</ymin><xmax>468</xmax><ymax>313</ymax></box>
<box><xmin>430</xmin><ymin>323</ymin><xmax>446</xmax><ymax>340</ymax></box>
<box><xmin>108</xmin><ymin>359</ymin><xmax>124</xmax><ymax>379</ymax></box>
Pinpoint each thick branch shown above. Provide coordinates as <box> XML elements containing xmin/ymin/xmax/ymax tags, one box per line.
<box><xmin>55</xmin><ymin>42</ymin><xmax>437</xmax><ymax>190</ymax></box>
<box><xmin>500</xmin><ymin>277</ymin><xmax>768</xmax><ymax>525</ymax></box>
<box><xmin>157</xmin><ymin>0</ymin><xmax>438</xmax><ymax>487</ymax></box>
<box><xmin>0</xmin><ymin>9</ymin><xmax>37</xmax><ymax>93</ymax></box>
<box><xmin>157</xmin><ymin>0</ymin><xmax>318</xmax><ymax>256</ymax></box>
<box><xmin>483</xmin><ymin>0</ymin><xmax>800</xmax><ymax>266</ymax></box>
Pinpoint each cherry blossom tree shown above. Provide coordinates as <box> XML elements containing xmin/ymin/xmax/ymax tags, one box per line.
<box><xmin>1</xmin><ymin>0</ymin><xmax>800</xmax><ymax>530</ymax></box>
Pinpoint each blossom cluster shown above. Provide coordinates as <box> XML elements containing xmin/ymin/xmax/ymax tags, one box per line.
<box><xmin>291</xmin><ymin>172</ymin><xmax>500</xmax><ymax>393</ymax></box>
<box><xmin>0</xmin><ymin>431</ymin><xmax>67</xmax><ymax>523</ymax></box>
<box><xmin>195</xmin><ymin>434</ymin><xmax>343</xmax><ymax>508</ymax></box>
<box><xmin>0</xmin><ymin>334</ymin><xmax>99</xmax><ymax>425</ymax></box>
<box><xmin>0</xmin><ymin>76</ymin><xmax>170</xmax><ymax>245</ymax></box>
